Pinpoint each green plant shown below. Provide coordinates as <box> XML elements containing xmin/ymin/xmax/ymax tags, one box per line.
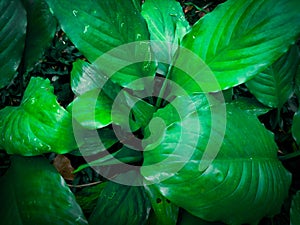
<box><xmin>1</xmin><ymin>0</ymin><xmax>300</xmax><ymax>225</ymax></box>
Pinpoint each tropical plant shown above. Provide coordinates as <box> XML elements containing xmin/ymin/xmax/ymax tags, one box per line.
<box><xmin>1</xmin><ymin>0</ymin><xmax>300</xmax><ymax>224</ymax></box>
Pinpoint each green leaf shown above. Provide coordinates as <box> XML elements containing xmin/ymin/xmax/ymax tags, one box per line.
<box><xmin>142</xmin><ymin>104</ymin><xmax>291</xmax><ymax>225</ymax></box>
<box><xmin>0</xmin><ymin>0</ymin><xmax>26</xmax><ymax>88</ymax></box>
<box><xmin>0</xmin><ymin>156</ymin><xmax>88</xmax><ymax>225</ymax></box>
<box><xmin>71</xmin><ymin>60</ymin><xmax>121</xmax><ymax>100</ymax></box>
<box><xmin>46</xmin><ymin>0</ymin><xmax>155</xmax><ymax>88</ymax></box>
<box><xmin>170</xmin><ymin>0</ymin><xmax>300</xmax><ymax>93</ymax></box>
<box><xmin>75</xmin><ymin>182</ymin><xmax>107</xmax><ymax>216</ymax></box>
<box><xmin>0</xmin><ymin>77</ymin><xmax>77</xmax><ymax>156</ymax></box>
<box><xmin>89</xmin><ymin>174</ymin><xmax>151</xmax><ymax>225</ymax></box>
<box><xmin>69</xmin><ymin>89</ymin><xmax>113</xmax><ymax>130</ymax></box>
<box><xmin>229</xmin><ymin>97</ymin><xmax>271</xmax><ymax>116</ymax></box>
<box><xmin>178</xmin><ymin>211</ymin><xmax>225</xmax><ymax>225</ymax></box>
<box><xmin>144</xmin><ymin>185</ymin><xmax>179</xmax><ymax>225</ymax></box>
<box><xmin>292</xmin><ymin>110</ymin><xmax>300</xmax><ymax>145</ymax></box>
<box><xmin>291</xmin><ymin>191</ymin><xmax>300</xmax><ymax>225</ymax></box>
<box><xmin>141</xmin><ymin>0</ymin><xmax>190</xmax><ymax>75</ymax></box>
<box><xmin>74</xmin><ymin>146</ymin><xmax>142</xmax><ymax>173</ymax></box>
<box><xmin>246</xmin><ymin>45</ymin><xmax>300</xmax><ymax>108</ymax></box>
<box><xmin>21</xmin><ymin>0</ymin><xmax>57</xmax><ymax>72</ymax></box>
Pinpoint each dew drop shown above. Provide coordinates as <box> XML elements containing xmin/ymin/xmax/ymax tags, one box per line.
<box><xmin>83</xmin><ymin>25</ymin><xmax>90</xmax><ymax>34</ymax></box>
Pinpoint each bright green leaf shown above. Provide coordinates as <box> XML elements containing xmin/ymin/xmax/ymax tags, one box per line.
<box><xmin>46</xmin><ymin>0</ymin><xmax>155</xmax><ymax>88</ymax></box>
<box><xmin>21</xmin><ymin>0</ymin><xmax>57</xmax><ymax>72</ymax></box>
<box><xmin>0</xmin><ymin>77</ymin><xmax>77</xmax><ymax>156</ymax></box>
<box><xmin>69</xmin><ymin>89</ymin><xmax>113</xmax><ymax>130</ymax></box>
<box><xmin>144</xmin><ymin>185</ymin><xmax>179</xmax><ymax>225</ymax></box>
<box><xmin>141</xmin><ymin>0</ymin><xmax>190</xmax><ymax>75</ymax></box>
<box><xmin>0</xmin><ymin>156</ymin><xmax>88</xmax><ymax>225</ymax></box>
<box><xmin>170</xmin><ymin>0</ymin><xmax>300</xmax><ymax>93</ymax></box>
<box><xmin>89</xmin><ymin>174</ymin><xmax>151</xmax><ymax>225</ymax></box>
<box><xmin>291</xmin><ymin>191</ymin><xmax>300</xmax><ymax>225</ymax></box>
<box><xmin>142</xmin><ymin>104</ymin><xmax>291</xmax><ymax>225</ymax></box>
<box><xmin>0</xmin><ymin>0</ymin><xmax>26</xmax><ymax>88</ymax></box>
<box><xmin>246</xmin><ymin>45</ymin><xmax>300</xmax><ymax>108</ymax></box>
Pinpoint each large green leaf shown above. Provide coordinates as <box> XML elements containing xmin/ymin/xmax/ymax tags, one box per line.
<box><xmin>0</xmin><ymin>156</ymin><xmax>88</xmax><ymax>225</ymax></box>
<box><xmin>142</xmin><ymin>103</ymin><xmax>291</xmax><ymax>225</ymax></box>
<box><xmin>170</xmin><ymin>0</ymin><xmax>300</xmax><ymax>93</ymax></box>
<box><xmin>21</xmin><ymin>0</ymin><xmax>57</xmax><ymax>72</ymax></box>
<box><xmin>0</xmin><ymin>0</ymin><xmax>26</xmax><ymax>88</ymax></box>
<box><xmin>89</xmin><ymin>175</ymin><xmax>151</xmax><ymax>225</ymax></box>
<box><xmin>246</xmin><ymin>45</ymin><xmax>300</xmax><ymax>108</ymax></box>
<box><xmin>141</xmin><ymin>0</ymin><xmax>190</xmax><ymax>75</ymax></box>
<box><xmin>0</xmin><ymin>77</ymin><xmax>77</xmax><ymax>155</ymax></box>
<box><xmin>46</xmin><ymin>0</ymin><xmax>155</xmax><ymax>88</ymax></box>
<box><xmin>291</xmin><ymin>191</ymin><xmax>300</xmax><ymax>225</ymax></box>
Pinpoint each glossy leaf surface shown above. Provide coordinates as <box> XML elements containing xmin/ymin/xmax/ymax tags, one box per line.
<box><xmin>141</xmin><ymin>0</ymin><xmax>189</xmax><ymax>75</ymax></box>
<box><xmin>0</xmin><ymin>156</ymin><xmax>88</xmax><ymax>225</ymax></box>
<box><xmin>89</xmin><ymin>176</ymin><xmax>151</xmax><ymax>225</ymax></box>
<box><xmin>142</xmin><ymin>103</ymin><xmax>291</xmax><ymax>225</ymax></box>
<box><xmin>229</xmin><ymin>97</ymin><xmax>270</xmax><ymax>116</ymax></box>
<box><xmin>292</xmin><ymin>110</ymin><xmax>300</xmax><ymax>145</ymax></box>
<box><xmin>46</xmin><ymin>0</ymin><xmax>155</xmax><ymax>88</ymax></box>
<box><xmin>246</xmin><ymin>45</ymin><xmax>300</xmax><ymax>108</ymax></box>
<box><xmin>291</xmin><ymin>191</ymin><xmax>300</xmax><ymax>225</ymax></box>
<box><xmin>0</xmin><ymin>0</ymin><xmax>26</xmax><ymax>88</ymax></box>
<box><xmin>0</xmin><ymin>77</ymin><xmax>77</xmax><ymax>155</ymax></box>
<box><xmin>21</xmin><ymin>0</ymin><xmax>57</xmax><ymax>72</ymax></box>
<box><xmin>170</xmin><ymin>0</ymin><xmax>300</xmax><ymax>93</ymax></box>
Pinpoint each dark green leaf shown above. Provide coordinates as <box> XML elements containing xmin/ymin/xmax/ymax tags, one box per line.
<box><xmin>0</xmin><ymin>156</ymin><xmax>88</xmax><ymax>225</ymax></box>
<box><xmin>89</xmin><ymin>174</ymin><xmax>151</xmax><ymax>225</ymax></box>
<box><xmin>142</xmin><ymin>104</ymin><xmax>291</xmax><ymax>225</ymax></box>
<box><xmin>229</xmin><ymin>97</ymin><xmax>271</xmax><ymax>116</ymax></box>
<box><xmin>246</xmin><ymin>45</ymin><xmax>300</xmax><ymax>108</ymax></box>
<box><xmin>179</xmin><ymin>210</ymin><xmax>225</xmax><ymax>225</ymax></box>
<box><xmin>21</xmin><ymin>0</ymin><xmax>57</xmax><ymax>72</ymax></box>
<box><xmin>170</xmin><ymin>0</ymin><xmax>300</xmax><ymax>93</ymax></box>
<box><xmin>76</xmin><ymin>182</ymin><xmax>107</xmax><ymax>216</ymax></box>
<box><xmin>74</xmin><ymin>146</ymin><xmax>142</xmax><ymax>173</ymax></box>
<box><xmin>46</xmin><ymin>0</ymin><xmax>155</xmax><ymax>88</ymax></box>
<box><xmin>0</xmin><ymin>0</ymin><xmax>26</xmax><ymax>88</ymax></box>
<box><xmin>291</xmin><ymin>191</ymin><xmax>300</xmax><ymax>225</ymax></box>
<box><xmin>0</xmin><ymin>77</ymin><xmax>77</xmax><ymax>155</ymax></box>
<box><xmin>145</xmin><ymin>185</ymin><xmax>179</xmax><ymax>225</ymax></box>
<box><xmin>292</xmin><ymin>110</ymin><xmax>300</xmax><ymax>145</ymax></box>
<box><xmin>141</xmin><ymin>0</ymin><xmax>190</xmax><ymax>75</ymax></box>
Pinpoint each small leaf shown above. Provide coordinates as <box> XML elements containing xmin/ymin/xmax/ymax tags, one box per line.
<box><xmin>291</xmin><ymin>191</ymin><xmax>300</xmax><ymax>225</ymax></box>
<box><xmin>0</xmin><ymin>156</ymin><xmax>88</xmax><ymax>225</ymax></box>
<box><xmin>21</xmin><ymin>0</ymin><xmax>57</xmax><ymax>72</ymax></box>
<box><xmin>0</xmin><ymin>77</ymin><xmax>77</xmax><ymax>156</ymax></box>
<box><xmin>246</xmin><ymin>45</ymin><xmax>300</xmax><ymax>108</ymax></box>
<box><xmin>141</xmin><ymin>0</ymin><xmax>190</xmax><ymax>75</ymax></box>
<box><xmin>89</xmin><ymin>173</ymin><xmax>151</xmax><ymax>225</ymax></box>
<box><xmin>145</xmin><ymin>185</ymin><xmax>179</xmax><ymax>225</ymax></box>
<box><xmin>0</xmin><ymin>0</ymin><xmax>26</xmax><ymax>88</ymax></box>
<box><xmin>170</xmin><ymin>0</ymin><xmax>300</xmax><ymax>93</ymax></box>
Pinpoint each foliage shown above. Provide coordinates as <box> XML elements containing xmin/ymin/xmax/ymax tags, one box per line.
<box><xmin>0</xmin><ymin>0</ymin><xmax>300</xmax><ymax>224</ymax></box>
